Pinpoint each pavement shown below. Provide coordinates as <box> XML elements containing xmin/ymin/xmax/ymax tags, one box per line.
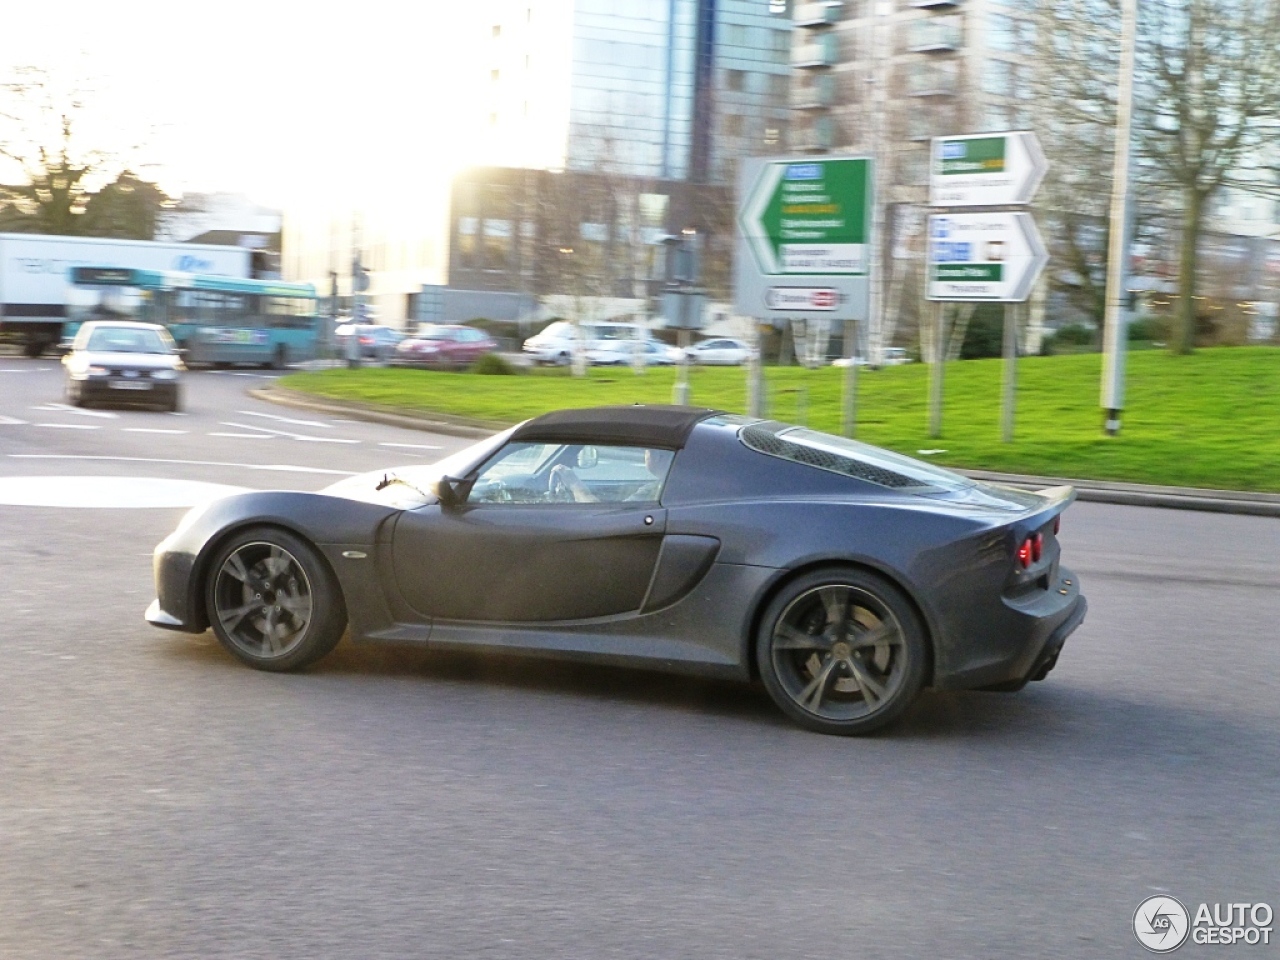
<box><xmin>255</xmin><ymin>382</ymin><xmax>1280</xmax><ymax>517</ymax></box>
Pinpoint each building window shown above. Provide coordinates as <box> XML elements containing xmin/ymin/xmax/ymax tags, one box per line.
<box><xmin>726</xmin><ymin>69</ymin><xmax>746</xmax><ymax>92</ymax></box>
<box><xmin>491</xmin><ymin>69</ymin><xmax>500</xmax><ymax>83</ymax></box>
<box><xmin>492</xmin><ymin>24</ymin><xmax>501</xmax><ymax>38</ymax></box>
<box><xmin>764</xmin><ymin>126</ymin><xmax>781</xmax><ymax>147</ymax></box>
<box><xmin>725</xmin><ymin>114</ymin><xmax>744</xmax><ymax>137</ymax></box>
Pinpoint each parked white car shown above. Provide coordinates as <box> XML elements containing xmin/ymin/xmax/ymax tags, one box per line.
<box><xmin>523</xmin><ymin>321</ymin><xmax>651</xmax><ymax>365</ymax></box>
<box><xmin>685</xmin><ymin>337</ymin><xmax>754</xmax><ymax>366</ymax></box>
<box><xmin>587</xmin><ymin>338</ymin><xmax>681</xmax><ymax>366</ymax></box>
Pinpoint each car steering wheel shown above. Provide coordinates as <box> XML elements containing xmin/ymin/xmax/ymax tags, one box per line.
<box><xmin>551</xmin><ymin>464</ymin><xmax>595</xmax><ymax>502</ymax></box>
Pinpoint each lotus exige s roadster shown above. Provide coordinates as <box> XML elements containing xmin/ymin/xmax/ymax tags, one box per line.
<box><xmin>147</xmin><ymin>405</ymin><xmax>1086</xmax><ymax>735</ymax></box>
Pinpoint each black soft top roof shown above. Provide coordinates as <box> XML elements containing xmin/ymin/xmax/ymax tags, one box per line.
<box><xmin>511</xmin><ymin>405</ymin><xmax>721</xmax><ymax>450</ymax></box>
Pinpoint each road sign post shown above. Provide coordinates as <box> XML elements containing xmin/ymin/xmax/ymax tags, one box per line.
<box><xmin>735</xmin><ymin>155</ymin><xmax>873</xmax><ymax>436</ymax></box>
<box><xmin>927</xmin><ymin>132</ymin><xmax>1048</xmax><ymax>442</ymax></box>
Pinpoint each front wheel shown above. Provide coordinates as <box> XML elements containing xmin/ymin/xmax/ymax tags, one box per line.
<box><xmin>205</xmin><ymin>527</ymin><xmax>346</xmax><ymax>672</ymax></box>
<box><xmin>756</xmin><ymin>568</ymin><xmax>927</xmax><ymax>735</ymax></box>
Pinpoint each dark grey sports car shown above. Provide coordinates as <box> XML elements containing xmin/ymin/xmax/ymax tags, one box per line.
<box><xmin>146</xmin><ymin>405</ymin><xmax>1086</xmax><ymax>735</ymax></box>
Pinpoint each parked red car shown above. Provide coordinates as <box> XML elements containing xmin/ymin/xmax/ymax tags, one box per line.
<box><xmin>391</xmin><ymin>325</ymin><xmax>497</xmax><ymax>369</ymax></box>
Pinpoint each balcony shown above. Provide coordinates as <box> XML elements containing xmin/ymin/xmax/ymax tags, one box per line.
<box><xmin>904</xmin><ymin>58</ymin><xmax>959</xmax><ymax>96</ymax></box>
<box><xmin>793</xmin><ymin>33</ymin><xmax>838</xmax><ymax>68</ymax></box>
<box><xmin>794</xmin><ymin>1</ymin><xmax>842</xmax><ymax>27</ymax></box>
<box><xmin>794</xmin><ymin>74</ymin><xmax>837</xmax><ymax>109</ymax></box>
<box><xmin>906</xmin><ymin>15</ymin><xmax>962</xmax><ymax>52</ymax></box>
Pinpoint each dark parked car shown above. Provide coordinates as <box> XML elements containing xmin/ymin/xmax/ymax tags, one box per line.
<box><xmin>63</xmin><ymin>320</ymin><xmax>184</xmax><ymax>412</ymax></box>
<box><xmin>391</xmin><ymin>325</ymin><xmax>497</xmax><ymax>369</ymax></box>
<box><xmin>146</xmin><ymin>406</ymin><xmax>1085</xmax><ymax>735</ymax></box>
<box><xmin>334</xmin><ymin>323</ymin><xmax>403</xmax><ymax>361</ymax></box>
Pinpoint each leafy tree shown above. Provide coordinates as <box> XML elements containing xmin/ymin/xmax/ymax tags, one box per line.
<box><xmin>82</xmin><ymin>171</ymin><xmax>170</xmax><ymax>239</ymax></box>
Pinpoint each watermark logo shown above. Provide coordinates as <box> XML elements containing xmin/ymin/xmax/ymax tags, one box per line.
<box><xmin>1134</xmin><ymin>897</ymin><xmax>1274</xmax><ymax>951</ymax></box>
<box><xmin>1134</xmin><ymin>896</ymin><xmax>1190</xmax><ymax>953</ymax></box>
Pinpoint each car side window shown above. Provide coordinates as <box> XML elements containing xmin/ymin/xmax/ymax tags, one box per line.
<box><xmin>467</xmin><ymin>442</ymin><xmax>675</xmax><ymax>504</ymax></box>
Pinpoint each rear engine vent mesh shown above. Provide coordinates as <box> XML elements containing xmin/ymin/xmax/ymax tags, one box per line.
<box><xmin>741</xmin><ymin>425</ymin><xmax>918</xmax><ymax>488</ymax></box>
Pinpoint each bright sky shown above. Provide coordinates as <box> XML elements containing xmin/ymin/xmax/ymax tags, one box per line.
<box><xmin>0</xmin><ymin>1</ymin><xmax>522</xmax><ymax>212</ymax></box>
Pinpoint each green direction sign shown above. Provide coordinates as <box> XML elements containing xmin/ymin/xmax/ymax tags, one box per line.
<box><xmin>929</xmin><ymin>131</ymin><xmax>1047</xmax><ymax>207</ymax></box>
<box><xmin>739</xmin><ymin>158</ymin><xmax>871</xmax><ymax>275</ymax></box>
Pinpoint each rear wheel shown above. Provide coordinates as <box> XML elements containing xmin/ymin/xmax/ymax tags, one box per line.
<box><xmin>271</xmin><ymin>344</ymin><xmax>288</xmax><ymax>370</ymax></box>
<box><xmin>206</xmin><ymin>528</ymin><xmax>346</xmax><ymax>672</ymax></box>
<box><xmin>756</xmin><ymin>568</ymin><xmax>927</xmax><ymax>735</ymax></box>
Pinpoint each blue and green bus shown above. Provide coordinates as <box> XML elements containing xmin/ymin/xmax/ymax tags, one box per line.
<box><xmin>67</xmin><ymin>267</ymin><xmax>322</xmax><ymax>367</ymax></box>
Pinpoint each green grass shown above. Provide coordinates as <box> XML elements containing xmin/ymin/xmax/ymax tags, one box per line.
<box><xmin>281</xmin><ymin>347</ymin><xmax>1280</xmax><ymax>492</ymax></box>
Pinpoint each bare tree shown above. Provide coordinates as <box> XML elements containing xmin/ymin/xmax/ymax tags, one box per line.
<box><xmin>1035</xmin><ymin>0</ymin><xmax>1280</xmax><ymax>352</ymax></box>
<box><xmin>0</xmin><ymin>66</ymin><xmax>164</xmax><ymax>237</ymax></box>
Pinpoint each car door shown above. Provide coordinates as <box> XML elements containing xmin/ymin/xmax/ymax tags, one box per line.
<box><xmin>391</xmin><ymin>442</ymin><xmax>672</xmax><ymax>623</ymax></box>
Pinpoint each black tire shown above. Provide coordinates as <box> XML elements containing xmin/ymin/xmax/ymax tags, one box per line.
<box><xmin>65</xmin><ymin>378</ymin><xmax>84</xmax><ymax>407</ymax></box>
<box><xmin>164</xmin><ymin>388</ymin><xmax>182</xmax><ymax>413</ymax></box>
<box><xmin>205</xmin><ymin>527</ymin><xmax>347</xmax><ymax>672</ymax></box>
<box><xmin>756</xmin><ymin>567</ymin><xmax>927</xmax><ymax>735</ymax></box>
<box><xmin>271</xmin><ymin>344</ymin><xmax>288</xmax><ymax>370</ymax></box>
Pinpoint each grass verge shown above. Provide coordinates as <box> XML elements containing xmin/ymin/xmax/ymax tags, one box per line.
<box><xmin>282</xmin><ymin>347</ymin><xmax>1280</xmax><ymax>492</ymax></box>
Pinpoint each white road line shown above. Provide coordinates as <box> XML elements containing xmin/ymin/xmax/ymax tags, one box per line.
<box><xmin>237</xmin><ymin>410</ymin><xmax>333</xmax><ymax>429</ymax></box>
<box><xmin>219</xmin><ymin>421</ymin><xmax>359</xmax><ymax>444</ymax></box>
<box><xmin>123</xmin><ymin>428</ymin><xmax>189</xmax><ymax>435</ymax></box>
<box><xmin>35</xmin><ymin>423</ymin><xmax>100</xmax><ymax>430</ymax></box>
<box><xmin>0</xmin><ymin>415</ymin><xmax>28</xmax><ymax>425</ymax></box>
<box><xmin>379</xmin><ymin>442</ymin><xmax>443</xmax><ymax>450</ymax></box>
<box><xmin>208</xmin><ymin>432</ymin><xmax>272</xmax><ymax>439</ymax></box>
<box><xmin>9</xmin><ymin>454</ymin><xmax>355</xmax><ymax>476</ymax></box>
<box><xmin>30</xmin><ymin>403</ymin><xmax>118</xmax><ymax>419</ymax></box>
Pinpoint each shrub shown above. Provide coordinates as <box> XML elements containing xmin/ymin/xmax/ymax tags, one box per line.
<box><xmin>471</xmin><ymin>353</ymin><xmax>519</xmax><ymax>375</ymax></box>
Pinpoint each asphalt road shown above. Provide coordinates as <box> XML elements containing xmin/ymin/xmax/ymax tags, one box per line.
<box><xmin>1</xmin><ymin>359</ymin><xmax>1277</xmax><ymax>959</ymax></box>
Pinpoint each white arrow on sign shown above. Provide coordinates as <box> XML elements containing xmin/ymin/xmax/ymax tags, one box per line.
<box><xmin>926</xmin><ymin>211</ymin><xmax>1048</xmax><ymax>302</ymax></box>
<box><xmin>929</xmin><ymin>131</ymin><xmax>1047</xmax><ymax>208</ymax></box>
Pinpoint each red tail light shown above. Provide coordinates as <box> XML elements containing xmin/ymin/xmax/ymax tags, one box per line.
<box><xmin>1017</xmin><ymin>538</ymin><xmax>1033</xmax><ymax>568</ymax></box>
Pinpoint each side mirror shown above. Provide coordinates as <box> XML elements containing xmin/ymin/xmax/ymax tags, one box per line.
<box><xmin>430</xmin><ymin>475</ymin><xmax>473</xmax><ymax>507</ymax></box>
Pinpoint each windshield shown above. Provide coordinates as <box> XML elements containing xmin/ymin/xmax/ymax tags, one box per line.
<box><xmin>67</xmin><ymin>285</ymin><xmax>151</xmax><ymax>324</ymax></box>
<box><xmin>320</xmin><ymin>427</ymin><xmax>518</xmax><ymax>506</ymax></box>
<box><xmin>83</xmin><ymin>325</ymin><xmax>175</xmax><ymax>354</ymax></box>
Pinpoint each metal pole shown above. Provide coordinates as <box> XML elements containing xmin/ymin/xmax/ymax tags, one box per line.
<box><xmin>674</xmin><ymin>326</ymin><xmax>691</xmax><ymax>405</ymax></box>
<box><xmin>866</xmin><ymin>0</ymin><xmax>889</xmax><ymax>369</ymax></box>
<box><xmin>928</xmin><ymin>301</ymin><xmax>945</xmax><ymax>438</ymax></box>
<box><xmin>841</xmin><ymin>317</ymin><xmax>858</xmax><ymax>436</ymax></box>
<box><xmin>1100</xmin><ymin>0</ymin><xmax>1137</xmax><ymax>435</ymax></box>
<box><xmin>1000</xmin><ymin>302</ymin><xmax>1018</xmax><ymax>442</ymax></box>
<box><xmin>747</xmin><ymin>321</ymin><xmax>765</xmax><ymax>418</ymax></box>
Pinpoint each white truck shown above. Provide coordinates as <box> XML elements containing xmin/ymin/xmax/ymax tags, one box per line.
<box><xmin>0</xmin><ymin>233</ymin><xmax>250</xmax><ymax>356</ymax></box>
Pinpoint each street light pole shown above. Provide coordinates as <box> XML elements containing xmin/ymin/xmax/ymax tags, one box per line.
<box><xmin>1100</xmin><ymin>0</ymin><xmax>1138</xmax><ymax>435</ymax></box>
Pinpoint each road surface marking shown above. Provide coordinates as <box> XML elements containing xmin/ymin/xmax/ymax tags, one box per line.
<box><xmin>35</xmin><ymin>423</ymin><xmax>100</xmax><ymax>430</ymax></box>
<box><xmin>124</xmin><ymin>428</ymin><xmax>189</xmax><ymax>435</ymax></box>
<box><xmin>30</xmin><ymin>403</ymin><xmax>118</xmax><ymax>419</ymax></box>
<box><xmin>0</xmin><ymin>475</ymin><xmax>253</xmax><ymax>508</ymax></box>
<box><xmin>1</xmin><ymin>367</ymin><xmax>53</xmax><ymax>373</ymax></box>
<box><xmin>379</xmin><ymin>442</ymin><xmax>443</xmax><ymax>450</ymax></box>
<box><xmin>219</xmin><ymin>421</ymin><xmax>359</xmax><ymax>444</ymax></box>
<box><xmin>208</xmin><ymin>432</ymin><xmax>272</xmax><ymax>439</ymax></box>
<box><xmin>237</xmin><ymin>410</ymin><xmax>333</xmax><ymax>429</ymax></box>
<box><xmin>0</xmin><ymin>415</ymin><xmax>28</xmax><ymax>425</ymax></box>
<box><xmin>9</xmin><ymin>454</ymin><xmax>355</xmax><ymax>475</ymax></box>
